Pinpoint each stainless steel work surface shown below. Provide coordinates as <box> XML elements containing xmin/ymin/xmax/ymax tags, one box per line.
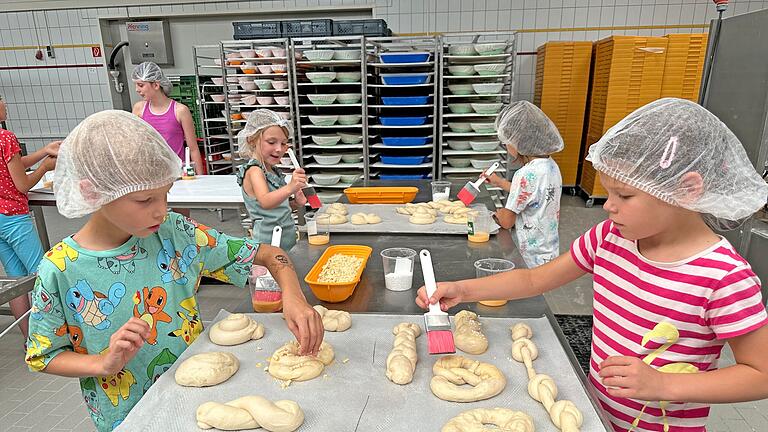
<box><xmin>300</xmin><ymin>203</ymin><xmax>499</xmax><ymax>235</ymax></box>
<box><xmin>118</xmin><ymin>310</ymin><xmax>607</xmax><ymax>431</ymax></box>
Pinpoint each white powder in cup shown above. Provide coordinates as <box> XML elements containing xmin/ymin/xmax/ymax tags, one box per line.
<box><xmin>385</xmin><ymin>272</ymin><xmax>413</xmax><ymax>291</ymax></box>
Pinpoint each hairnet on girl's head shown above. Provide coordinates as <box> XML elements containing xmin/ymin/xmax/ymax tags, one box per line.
<box><xmin>54</xmin><ymin>110</ymin><xmax>182</xmax><ymax>219</ymax></box>
<box><xmin>236</xmin><ymin>109</ymin><xmax>292</xmax><ymax>159</ymax></box>
<box><xmin>131</xmin><ymin>61</ymin><xmax>173</xmax><ymax>96</ymax></box>
<box><xmin>495</xmin><ymin>100</ymin><xmax>564</xmax><ymax>156</ymax></box>
<box><xmin>587</xmin><ymin>97</ymin><xmax>768</xmax><ymax>230</ymax></box>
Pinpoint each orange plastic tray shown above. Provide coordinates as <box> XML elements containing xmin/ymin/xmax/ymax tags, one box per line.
<box><xmin>343</xmin><ymin>187</ymin><xmax>418</xmax><ymax>204</ymax></box>
<box><xmin>304</xmin><ymin>245</ymin><xmax>373</xmax><ymax>303</ymax></box>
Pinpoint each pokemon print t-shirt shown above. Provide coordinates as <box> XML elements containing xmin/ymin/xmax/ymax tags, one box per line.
<box><xmin>25</xmin><ymin>212</ymin><xmax>259</xmax><ymax>432</ymax></box>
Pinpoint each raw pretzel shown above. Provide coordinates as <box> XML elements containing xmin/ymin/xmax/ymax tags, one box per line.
<box><xmin>386</xmin><ymin>323</ymin><xmax>421</xmax><ymax>385</ymax></box>
<box><xmin>409</xmin><ymin>213</ymin><xmax>436</xmax><ymax>224</ymax></box>
<box><xmin>430</xmin><ymin>355</ymin><xmax>506</xmax><ymax>402</ymax></box>
<box><xmin>441</xmin><ymin>408</ymin><xmax>534</xmax><ymax>432</ymax></box>
<box><xmin>325</xmin><ymin>203</ymin><xmax>348</xmax><ymax>215</ymax></box>
<box><xmin>454</xmin><ymin>310</ymin><xmax>488</xmax><ymax>355</ymax></box>
<box><xmin>209</xmin><ymin>313</ymin><xmax>264</xmax><ymax>346</ymax></box>
<box><xmin>313</xmin><ymin>305</ymin><xmax>352</xmax><ymax>332</ymax></box>
<box><xmin>196</xmin><ymin>395</ymin><xmax>304</xmax><ymax>432</ymax></box>
<box><xmin>317</xmin><ymin>213</ymin><xmax>347</xmax><ymax>225</ymax></box>
<box><xmin>509</xmin><ymin>322</ymin><xmax>584</xmax><ymax>431</ymax></box>
<box><xmin>350</xmin><ymin>212</ymin><xmax>382</xmax><ymax>225</ymax></box>
<box><xmin>268</xmin><ymin>341</ymin><xmax>334</xmax><ymax>382</ymax></box>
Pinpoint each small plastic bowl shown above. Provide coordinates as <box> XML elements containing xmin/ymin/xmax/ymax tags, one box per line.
<box><xmin>447</xmin><ymin>140</ymin><xmax>471</xmax><ymax>151</ymax></box>
<box><xmin>448</xmin><ymin>103</ymin><xmax>474</xmax><ymax>114</ymax></box>
<box><xmin>337</xmin><ymin>93</ymin><xmax>362</xmax><ymax>104</ymax></box>
<box><xmin>312</xmin><ymin>134</ymin><xmax>342</xmax><ymax>146</ymax></box>
<box><xmin>240</xmin><ymin>81</ymin><xmax>257</xmax><ymax>91</ymax></box>
<box><xmin>257</xmin><ymin>96</ymin><xmax>275</xmax><ymax>105</ymax></box>
<box><xmin>272</xmin><ymin>80</ymin><xmax>289</xmax><ymax>90</ymax></box>
<box><xmin>307</xmin><ymin>94</ymin><xmax>337</xmax><ymax>105</ymax></box>
<box><xmin>304</xmin><ymin>50</ymin><xmax>335</xmax><ymax>61</ymax></box>
<box><xmin>313</xmin><ymin>154</ymin><xmax>343</xmax><ymax>165</ymax></box>
<box><xmin>210</xmin><ymin>94</ymin><xmax>225</xmax><ymax>103</ymax></box>
<box><xmin>309</xmin><ymin>115</ymin><xmax>339</xmax><ymax>126</ymax></box>
<box><xmin>257</xmin><ymin>65</ymin><xmax>273</xmax><ymax>74</ymax></box>
<box><xmin>274</xmin><ymin>96</ymin><xmax>290</xmax><ymax>105</ymax></box>
<box><xmin>254</xmin><ymin>79</ymin><xmax>273</xmax><ymax>90</ymax></box>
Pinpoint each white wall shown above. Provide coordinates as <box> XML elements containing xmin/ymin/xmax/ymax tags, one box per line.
<box><xmin>1</xmin><ymin>0</ymin><xmax>766</xmax><ymax>152</ymax></box>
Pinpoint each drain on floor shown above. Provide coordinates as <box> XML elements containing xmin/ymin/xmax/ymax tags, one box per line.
<box><xmin>554</xmin><ymin>314</ymin><xmax>592</xmax><ymax>374</ymax></box>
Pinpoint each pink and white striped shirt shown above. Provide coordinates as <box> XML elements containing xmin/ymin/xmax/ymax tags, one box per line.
<box><xmin>571</xmin><ymin>220</ymin><xmax>766</xmax><ymax>432</ymax></box>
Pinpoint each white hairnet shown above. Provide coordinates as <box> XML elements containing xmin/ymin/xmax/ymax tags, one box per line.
<box><xmin>587</xmin><ymin>98</ymin><xmax>768</xmax><ymax>231</ymax></box>
<box><xmin>54</xmin><ymin>110</ymin><xmax>182</xmax><ymax>218</ymax></box>
<box><xmin>495</xmin><ymin>101</ymin><xmax>564</xmax><ymax>156</ymax></box>
<box><xmin>132</xmin><ymin>61</ymin><xmax>172</xmax><ymax>96</ymax></box>
<box><xmin>237</xmin><ymin>109</ymin><xmax>292</xmax><ymax>158</ymax></box>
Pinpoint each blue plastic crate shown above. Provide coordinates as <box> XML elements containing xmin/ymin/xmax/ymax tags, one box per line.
<box><xmin>379</xmin><ymin>52</ymin><xmax>430</xmax><ymax>63</ymax></box>
<box><xmin>380</xmin><ymin>116</ymin><xmax>427</xmax><ymax>126</ymax></box>
<box><xmin>381</xmin><ymin>137</ymin><xmax>432</xmax><ymax>146</ymax></box>
<box><xmin>380</xmin><ymin>155</ymin><xmax>428</xmax><ymax>165</ymax></box>
<box><xmin>381</xmin><ymin>96</ymin><xmax>432</xmax><ymax>105</ymax></box>
<box><xmin>380</xmin><ymin>174</ymin><xmax>428</xmax><ymax>180</ymax></box>
<box><xmin>380</xmin><ymin>73</ymin><xmax>430</xmax><ymax>85</ymax></box>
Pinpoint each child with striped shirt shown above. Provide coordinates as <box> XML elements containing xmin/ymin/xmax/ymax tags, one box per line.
<box><xmin>418</xmin><ymin>98</ymin><xmax>768</xmax><ymax>431</ymax></box>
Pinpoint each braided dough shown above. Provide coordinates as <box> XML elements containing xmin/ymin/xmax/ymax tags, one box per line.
<box><xmin>325</xmin><ymin>203</ymin><xmax>348</xmax><ymax>215</ymax></box>
<box><xmin>313</xmin><ymin>305</ymin><xmax>352</xmax><ymax>332</ymax></box>
<box><xmin>197</xmin><ymin>395</ymin><xmax>304</xmax><ymax>432</ymax></box>
<box><xmin>386</xmin><ymin>323</ymin><xmax>421</xmax><ymax>385</ymax></box>
<box><xmin>454</xmin><ymin>310</ymin><xmax>488</xmax><ymax>355</ymax></box>
<box><xmin>441</xmin><ymin>408</ymin><xmax>534</xmax><ymax>432</ymax></box>
<box><xmin>268</xmin><ymin>341</ymin><xmax>334</xmax><ymax>382</ymax></box>
<box><xmin>350</xmin><ymin>212</ymin><xmax>382</xmax><ymax>225</ymax></box>
<box><xmin>396</xmin><ymin>203</ymin><xmax>437</xmax><ymax>216</ymax></box>
<box><xmin>510</xmin><ymin>322</ymin><xmax>584</xmax><ymax>432</ymax></box>
<box><xmin>209</xmin><ymin>313</ymin><xmax>265</xmax><ymax>346</ymax></box>
<box><xmin>430</xmin><ymin>355</ymin><xmax>506</xmax><ymax>402</ymax></box>
<box><xmin>317</xmin><ymin>213</ymin><xmax>347</xmax><ymax>225</ymax></box>
<box><xmin>175</xmin><ymin>352</ymin><xmax>238</xmax><ymax>387</ymax></box>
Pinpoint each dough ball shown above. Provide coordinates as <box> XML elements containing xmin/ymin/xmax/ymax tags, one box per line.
<box><xmin>409</xmin><ymin>213</ymin><xmax>436</xmax><ymax>225</ymax></box>
<box><xmin>175</xmin><ymin>352</ymin><xmax>239</xmax><ymax>387</ymax></box>
<box><xmin>209</xmin><ymin>313</ymin><xmax>265</xmax><ymax>346</ymax></box>
<box><xmin>326</xmin><ymin>203</ymin><xmax>348</xmax><ymax>215</ymax></box>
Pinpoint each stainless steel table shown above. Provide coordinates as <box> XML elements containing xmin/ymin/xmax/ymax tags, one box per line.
<box><xmin>0</xmin><ymin>275</ymin><xmax>36</xmax><ymax>308</ymax></box>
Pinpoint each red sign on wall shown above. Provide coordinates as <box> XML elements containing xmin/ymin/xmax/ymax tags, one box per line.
<box><xmin>91</xmin><ymin>46</ymin><xmax>102</xmax><ymax>58</ymax></box>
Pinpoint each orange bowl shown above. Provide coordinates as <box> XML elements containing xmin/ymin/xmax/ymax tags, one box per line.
<box><xmin>228</xmin><ymin>60</ymin><xmax>243</xmax><ymax>66</ymax></box>
<box><xmin>304</xmin><ymin>245</ymin><xmax>372</xmax><ymax>302</ymax></box>
<box><xmin>230</xmin><ymin>113</ymin><xmax>243</xmax><ymax>120</ymax></box>
<box><xmin>242</xmin><ymin>68</ymin><xmax>256</xmax><ymax>74</ymax></box>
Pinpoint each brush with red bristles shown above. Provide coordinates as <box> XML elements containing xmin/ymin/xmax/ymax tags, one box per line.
<box><xmin>419</xmin><ymin>249</ymin><xmax>455</xmax><ymax>355</ymax></box>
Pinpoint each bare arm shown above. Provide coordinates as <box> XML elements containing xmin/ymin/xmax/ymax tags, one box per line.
<box><xmin>255</xmin><ymin>243</ymin><xmax>323</xmax><ymax>355</ymax></box>
<box><xmin>176</xmin><ymin>104</ymin><xmax>204</xmax><ymax>174</ymax></box>
<box><xmin>21</xmin><ymin>141</ymin><xmax>60</xmax><ymax>168</ymax></box>
<box><xmin>7</xmin><ymin>153</ymin><xmax>54</xmax><ymax>193</ymax></box>
<box><xmin>600</xmin><ymin>325</ymin><xmax>768</xmax><ymax>403</ymax></box>
<box><xmin>494</xmin><ymin>208</ymin><xmax>517</xmax><ymax>230</ymax></box>
<box><xmin>417</xmin><ymin>252</ymin><xmax>586</xmax><ymax>310</ymax></box>
<box><xmin>243</xmin><ymin>166</ymin><xmax>298</xmax><ymax>210</ymax></box>
<box><xmin>131</xmin><ymin>101</ymin><xmax>145</xmax><ymax>117</ymax></box>
<box><xmin>41</xmin><ymin>352</ymin><xmax>109</xmax><ymax>377</ymax></box>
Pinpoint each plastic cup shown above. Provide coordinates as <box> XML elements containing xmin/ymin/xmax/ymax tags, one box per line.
<box><xmin>430</xmin><ymin>180</ymin><xmax>451</xmax><ymax>201</ymax></box>
<box><xmin>182</xmin><ymin>161</ymin><xmax>197</xmax><ymax>179</ymax></box>
<box><xmin>305</xmin><ymin>212</ymin><xmax>330</xmax><ymax>245</ymax></box>
<box><xmin>467</xmin><ymin>204</ymin><xmax>491</xmax><ymax>243</ymax></box>
<box><xmin>474</xmin><ymin>258</ymin><xmax>515</xmax><ymax>306</ymax></box>
<box><xmin>249</xmin><ymin>265</ymin><xmax>282</xmax><ymax>312</ymax></box>
<box><xmin>381</xmin><ymin>247</ymin><xmax>417</xmax><ymax>291</ymax></box>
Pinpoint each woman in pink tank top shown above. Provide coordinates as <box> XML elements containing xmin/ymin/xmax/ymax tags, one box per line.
<box><xmin>131</xmin><ymin>62</ymin><xmax>203</xmax><ymax>174</ymax></box>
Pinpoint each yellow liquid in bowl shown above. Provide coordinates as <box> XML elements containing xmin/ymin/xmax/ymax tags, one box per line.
<box><xmin>479</xmin><ymin>299</ymin><xmax>508</xmax><ymax>306</ymax></box>
<box><xmin>308</xmin><ymin>234</ymin><xmax>330</xmax><ymax>245</ymax></box>
<box><xmin>468</xmin><ymin>232</ymin><xmax>490</xmax><ymax>243</ymax></box>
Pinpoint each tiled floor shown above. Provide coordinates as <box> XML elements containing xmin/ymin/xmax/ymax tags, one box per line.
<box><xmin>0</xmin><ymin>198</ymin><xmax>766</xmax><ymax>431</ymax></box>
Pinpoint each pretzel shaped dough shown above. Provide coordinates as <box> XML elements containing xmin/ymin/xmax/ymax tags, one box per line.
<box><xmin>441</xmin><ymin>408</ymin><xmax>534</xmax><ymax>432</ymax></box>
<box><xmin>350</xmin><ymin>213</ymin><xmax>382</xmax><ymax>225</ymax></box>
<box><xmin>313</xmin><ymin>305</ymin><xmax>352</xmax><ymax>332</ymax></box>
<box><xmin>268</xmin><ymin>341</ymin><xmax>334</xmax><ymax>382</ymax></box>
<box><xmin>209</xmin><ymin>313</ymin><xmax>265</xmax><ymax>346</ymax></box>
<box><xmin>196</xmin><ymin>395</ymin><xmax>304</xmax><ymax>432</ymax></box>
<box><xmin>430</xmin><ymin>355</ymin><xmax>506</xmax><ymax>402</ymax></box>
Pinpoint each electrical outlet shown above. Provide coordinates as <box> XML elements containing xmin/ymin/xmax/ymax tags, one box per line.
<box><xmin>46</xmin><ymin>45</ymin><xmax>55</xmax><ymax>58</ymax></box>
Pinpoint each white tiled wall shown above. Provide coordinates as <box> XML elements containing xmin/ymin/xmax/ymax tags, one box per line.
<box><xmin>1</xmin><ymin>0</ymin><xmax>766</xmax><ymax>153</ymax></box>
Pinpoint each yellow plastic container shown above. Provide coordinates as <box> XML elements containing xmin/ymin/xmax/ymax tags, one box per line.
<box><xmin>343</xmin><ymin>187</ymin><xmax>418</xmax><ymax>204</ymax></box>
<box><xmin>304</xmin><ymin>245</ymin><xmax>373</xmax><ymax>302</ymax></box>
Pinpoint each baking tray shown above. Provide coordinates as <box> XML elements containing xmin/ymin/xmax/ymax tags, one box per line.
<box><xmin>117</xmin><ymin>310</ymin><xmax>608</xmax><ymax>432</ymax></box>
<box><xmin>299</xmin><ymin>204</ymin><xmax>499</xmax><ymax>235</ymax></box>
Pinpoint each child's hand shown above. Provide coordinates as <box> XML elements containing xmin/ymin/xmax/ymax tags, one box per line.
<box><xmin>44</xmin><ymin>140</ymin><xmax>62</xmax><ymax>157</ymax></box>
<box><xmin>484</xmin><ymin>173</ymin><xmax>507</xmax><ymax>188</ymax></box>
<box><xmin>289</xmin><ymin>168</ymin><xmax>307</xmax><ymax>193</ymax></box>
<box><xmin>281</xmin><ymin>294</ymin><xmax>324</xmax><ymax>356</ymax></box>
<box><xmin>42</xmin><ymin>156</ymin><xmax>57</xmax><ymax>172</ymax></box>
<box><xmin>99</xmin><ymin>317</ymin><xmax>150</xmax><ymax>376</ymax></box>
<box><xmin>415</xmin><ymin>281</ymin><xmax>465</xmax><ymax>311</ymax></box>
<box><xmin>599</xmin><ymin>356</ymin><xmax>668</xmax><ymax>401</ymax></box>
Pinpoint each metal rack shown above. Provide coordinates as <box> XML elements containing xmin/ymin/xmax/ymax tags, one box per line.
<box><xmin>290</xmin><ymin>35</ymin><xmax>368</xmax><ymax>202</ymax></box>
<box><xmin>220</xmin><ymin>38</ymin><xmax>295</xmax><ymax>175</ymax></box>
<box><xmin>193</xmin><ymin>44</ymin><xmax>231</xmax><ymax>175</ymax></box>
<box><xmin>437</xmin><ymin>32</ymin><xmax>517</xmax><ymax>189</ymax></box>
<box><xmin>365</xmin><ymin>36</ymin><xmax>439</xmax><ymax>181</ymax></box>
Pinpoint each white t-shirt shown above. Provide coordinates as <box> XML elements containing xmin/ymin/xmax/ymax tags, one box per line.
<box><xmin>505</xmin><ymin>157</ymin><xmax>562</xmax><ymax>268</ymax></box>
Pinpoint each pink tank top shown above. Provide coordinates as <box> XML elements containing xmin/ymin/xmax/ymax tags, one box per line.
<box><xmin>141</xmin><ymin>100</ymin><xmax>185</xmax><ymax>160</ymax></box>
